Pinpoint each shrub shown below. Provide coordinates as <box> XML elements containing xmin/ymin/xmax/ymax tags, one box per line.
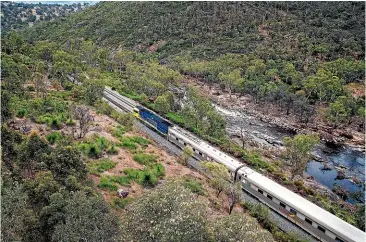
<box><xmin>183</xmin><ymin>177</ymin><xmax>204</xmax><ymax>195</ymax></box>
<box><xmin>27</xmin><ymin>86</ymin><xmax>35</xmax><ymax>91</ymax></box>
<box><xmin>123</xmin><ymin>164</ymin><xmax>165</xmax><ymax>187</ymax></box>
<box><xmin>111</xmin><ymin>197</ymin><xmax>134</xmax><ymax>210</ymax></box>
<box><xmin>46</xmin><ymin>132</ymin><xmax>63</xmax><ymax>144</ymax></box>
<box><xmin>66</xmin><ymin>118</ymin><xmax>76</xmax><ymax>126</ymax></box>
<box><xmin>132</xmin><ymin>153</ymin><xmax>157</xmax><ymax>165</ymax></box>
<box><xmin>51</xmin><ymin>117</ymin><xmax>62</xmax><ymax>129</ymax></box>
<box><xmin>16</xmin><ymin>108</ymin><xmax>26</xmax><ymax>118</ymax></box>
<box><xmin>112</xmin><ymin>125</ymin><xmax>126</xmax><ymax>138</ymax></box>
<box><xmin>130</xmin><ymin>136</ymin><xmax>150</xmax><ymax>147</ymax></box>
<box><xmin>98</xmin><ymin>176</ymin><xmax>118</xmax><ymax>191</ymax></box>
<box><xmin>88</xmin><ymin>159</ymin><xmax>117</xmax><ymax>175</ymax></box>
<box><xmin>107</xmin><ymin>144</ymin><xmax>118</xmax><ymax>154</ymax></box>
<box><xmin>88</xmin><ymin>143</ymin><xmax>102</xmax><ymax>158</ymax></box>
<box><xmin>119</xmin><ymin>138</ymin><xmax>138</xmax><ymax>150</ymax></box>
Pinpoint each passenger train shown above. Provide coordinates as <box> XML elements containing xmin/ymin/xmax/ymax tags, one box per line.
<box><xmin>132</xmin><ymin>104</ymin><xmax>366</xmax><ymax>242</ymax></box>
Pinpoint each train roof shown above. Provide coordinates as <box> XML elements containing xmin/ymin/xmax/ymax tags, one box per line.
<box><xmin>243</xmin><ymin>169</ymin><xmax>365</xmax><ymax>242</ymax></box>
<box><xmin>169</xmin><ymin>126</ymin><xmax>365</xmax><ymax>241</ymax></box>
<box><xmin>169</xmin><ymin>126</ymin><xmax>243</xmax><ymax>171</ymax></box>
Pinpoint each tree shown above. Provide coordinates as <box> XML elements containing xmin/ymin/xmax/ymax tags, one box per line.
<box><xmin>17</xmin><ymin>132</ymin><xmax>51</xmax><ymax>178</ymax></box>
<box><xmin>1</xmin><ymin>183</ymin><xmax>37</xmax><ymax>242</ymax></box>
<box><xmin>114</xmin><ymin>49</ymin><xmax>134</xmax><ymax>74</ymax></box>
<box><xmin>32</xmin><ymin>60</ymin><xmax>47</xmax><ymax>98</ymax></box>
<box><xmin>71</xmin><ymin>105</ymin><xmax>94</xmax><ymax>138</ymax></box>
<box><xmin>203</xmin><ymin>161</ymin><xmax>230</xmax><ymax>197</ymax></box>
<box><xmin>46</xmin><ymin>146</ymin><xmax>87</xmax><ymax>183</ymax></box>
<box><xmin>355</xmin><ymin>204</ymin><xmax>365</xmax><ymax>231</ymax></box>
<box><xmin>209</xmin><ymin>213</ymin><xmax>275</xmax><ymax>242</ymax></box>
<box><xmin>24</xmin><ymin>171</ymin><xmax>61</xmax><ymax>207</ymax></box>
<box><xmin>83</xmin><ymin>78</ymin><xmax>104</xmax><ymax>105</ymax></box>
<box><xmin>218</xmin><ymin>68</ymin><xmax>243</xmax><ymax>97</ymax></box>
<box><xmin>52</xmin><ymin>191</ymin><xmax>119</xmax><ymax>242</ymax></box>
<box><xmin>226</xmin><ymin>182</ymin><xmax>242</xmax><ymax>214</ymax></box>
<box><xmin>120</xmin><ymin>181</ymin><xmax>208</xmax><ymax>242</ymax></box>
<box><xmin>325</xmin><ymin>96</ymin><xmax>352</xmax><ymax>127</ymax></box>
<box><xmin>181</xmin><ymin>146</ymin><xmax>194</xmax><ymax>165</ymax></box>
<box><xmin>155</xmin><ymin>95</ymin><xmax>171</xmax><ymax>114</ymax></box>
<box><xmin>303</xmin><ymin>69</ymin><xmax>343</xmax><ymax>102</ymax></box>
<box><xmin>283</xmin><ymin>134</ymin><xmax>319</xmax><ymax>179</ymax></box>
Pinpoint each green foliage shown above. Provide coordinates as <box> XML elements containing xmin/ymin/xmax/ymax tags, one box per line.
<box><xmin>355</xmin><ymin>204</ymin><xmax>365</xmax><ymax>231</ymax></box>
<box><xmin>88</xmin><ymin>159</ymin><xmax>117</xmax><ymax>175</ymax></box>
<box><xmin>183</xmin><ymin>176</ymin><xmax>204</xmax><ymax>195</ymax></box>
<box><xmin>111</xmin><ymin>197</ymin><xmax>134</xmax><ymax>210</ymax></box>
<box><xmin>120</xmin><ymin>181</ymin><xmax>209</xmax><ymax>242</ymax></box>
<box><xmin>52</xmin><ymin>191</ymin><xmax>120</xmax><ymax>242</ymax></box>
<box><xmin>283</xmin><ymin>134</ymin><xmax>319</xmax><ymax>179</ymax></box>
<box><xmin>111</xmin><ymin>112</ymin><xmax>135</xmax><ymax>130</ymax></box>
<box><xmin>123</xmin><ymin>163</ymin><xmax>165</xmax><ymax>187</ymax></box>
<box><xmin>166</xmin><ymin>112</ymin><xmax>185</xmax><ymax>125</ymax></box>
<box><xmin>210</xmin><ymin>213</ymin><xmax>275</xmax><ymax>242</ymax></box>
<box><xmin>119</xmin><ymin>136</ymin><xmax>150</xmax><ymax>150</ymax></box>
<box><xmin>325</xmin><ymin>96</ymin><xmax>355</xmax><ymax>126</ymax></box>
<box><xmin>98</xmin><ymin>176</ymin><xmax>119</xmax><ymax>191</ymax></box>
<box><xmin>46</xmin><ymin>132</ymin><xmax>63</xmax><ymax>145</ymax></box>
<box><xmin>112</xmin><ymin>125</ymin><xmax>126</xmax><ymax>138</ymax></box>
<box><xmin>77</xmin><ymin>135</ymin><xmax>116</xmax><ymax>158</ymax></box>
<box><xmin>132</xmin><ymin>153</ymin><xmax>157</xmax><ymax>166</ymax></box>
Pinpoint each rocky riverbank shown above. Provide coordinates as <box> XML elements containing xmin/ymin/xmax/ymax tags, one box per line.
<box><xmin>184</xmin><ymin>77</ymin><xmax>365</xmax><ymax>151</ymax></box>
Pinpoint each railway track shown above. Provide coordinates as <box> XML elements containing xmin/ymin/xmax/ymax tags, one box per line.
<box><xmin>102</xmin><ymin>88</ymin><xmax>365</xmax><ymax>242</ymax></box>
<box><xmin>103</xmin><ymin>88</ymin><xmax>136</xmax><ymax>112</ymax></box>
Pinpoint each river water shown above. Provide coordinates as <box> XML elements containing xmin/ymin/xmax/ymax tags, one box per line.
<box><xmin>214</xmin><ymin>104</ymin><xmax>365</xmax><ymax>204</ymax></box>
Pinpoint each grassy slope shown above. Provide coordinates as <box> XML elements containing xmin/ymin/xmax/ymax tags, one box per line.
<box><xmin>21</xmin><ymin>2</ymin><xmax>365</xmax><ymax>60</ymax></box>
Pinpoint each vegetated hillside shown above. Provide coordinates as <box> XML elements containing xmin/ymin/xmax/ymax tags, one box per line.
<box><xmin>21</xmin><ymin>1</ymin><xmax>364</xmax><ymax>60</ymax></box>
<box><xmin>1</xmin><ymin>1</ymin><xmax>89</xmax><ymax>34</ymax></box>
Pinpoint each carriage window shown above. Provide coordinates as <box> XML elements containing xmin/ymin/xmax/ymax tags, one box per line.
<box><xmin>258</xmin><ymin>189</ymin><xmax>263</xmax><ymax>194</ymax></box>
<box><xmin>305</xmin><ymin>217</ymin><xmax>312</xmax><ymax>225</ymax></box>
<box><xmin>317</xmin><ymin>226</ymin><xmax>326</xmax><ymax>233</ymax></box>
<box><xmin>279</xmin><ymin>202</ymin><xmax>286</xmax><ymax>209</ymax></box>
<box><xmin>290</xmin><ymin>208</ymin><xmax>297</xmax><ymax>215</ymax></box>
<box><xmin>266</xmin><ymin>194</ymin><xmax>273</xmax><ymax>200</ymax></box>
<box><xmin>335</xmin><ymin>237</ymin><xmax>345</xmax><ymax>242</ymax></box>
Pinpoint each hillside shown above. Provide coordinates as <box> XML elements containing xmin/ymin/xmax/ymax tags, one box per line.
<box><xmin>21</xmin><ymin>1</ymin><xmax>364</xmax><ymax>60</ymax></box>
<box><xmin>1</xmin><ymin>1</ymin><xmax>89</xmax><ymax>34</ymax></box>
<box><xmin>2</xmin><ymin>2</ymin><xmax>365</xmax><ymax>240</ymax></box>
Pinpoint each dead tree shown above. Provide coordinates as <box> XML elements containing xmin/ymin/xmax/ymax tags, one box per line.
<box><xmin>72</xmin><ymin>105</ymin><xmax>94</xmax><ymax>138</ymax></box>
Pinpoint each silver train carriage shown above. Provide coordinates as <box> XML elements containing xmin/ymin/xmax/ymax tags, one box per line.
<box><xmin>167</xmin><ymin>126</ymin><xmax>366</xmax><ymax>242</ymax></box>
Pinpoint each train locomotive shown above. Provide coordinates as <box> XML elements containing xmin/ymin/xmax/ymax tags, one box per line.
<box><xmin>130</xmin><ymin>96</ymin><xmax>365</xmax><ymax>242</ymax></box>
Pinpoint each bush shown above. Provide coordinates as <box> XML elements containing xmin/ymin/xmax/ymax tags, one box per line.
<box><xmin>111</xmin><ymin>197</ymin><xmax>134</xmax><ymax>209</ymax></box>
<box><xmin>123</xmin><ymin>164</ymin><xmax>165</xmax><ymax>187</ymax></box>
<box><xmin>88</xmin><ymin>159</ymin><xmax>117</xmax><ymax>175</ymax></box>
<box><xmin>106</xmin><ymin>144</ymin><xmax>118</xmax><ymax>154</ymax></box>
<box><xmin>27</xmin><ymin>86</ymin><xmax>35</xmax><ymax>91</ymax></box>
<box><xmin>112</xmin><ymin>125</ymin><xmax>126</xmax><ymax>138</ymax></box>
<box><xmin>51</xmin><ymin>117</ymin><xmax>62</xmax><ymax>129</ymax></box>
<box><xmin>119</xmin><ymin>138</ymin><xmax>138</xmax><ymax>150</ymax></box>
<box><xmin>46</xmin><ymin>132</ymin><xmax>63</xmax><ymax>144</ymax></box>
<box><xmin>132</xmin><ymin>153</ymin><xmax>157</xmax><ymax>165</ymax></box>
<box><xmin>130</xmin><ymin>136</ymin><xmax>150</xmax><ymax>147</ymax></box>
<box><xmin>16</xmin><ymin>108</ymin><xmax>26</xmax><ymax>118</ymax></box>
<box><xmin>183</xmin><ymin>177</ymin><xmax>204</xmax><ymax>195</ymax></box>
<box><xmin>88</xmin><ymin>143</ymin><xmax>102</xmax><ymax>158</ymax></box>
<box><xmin>98</xmin><ymin>176</ymin><xmax>118</xmax><ymax>191</ymax></box>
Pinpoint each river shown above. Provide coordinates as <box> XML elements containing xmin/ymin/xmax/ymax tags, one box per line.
<box><xmin>214</xmin><ymin>104</ymin><xmax>365</xmax><ymax>204</ymax></box>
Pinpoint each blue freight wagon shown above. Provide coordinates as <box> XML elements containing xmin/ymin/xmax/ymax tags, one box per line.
<box><xmin>134</xmin><ymin>106</ymin><xmax>173</xmax><ymax>135</ymax></box>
